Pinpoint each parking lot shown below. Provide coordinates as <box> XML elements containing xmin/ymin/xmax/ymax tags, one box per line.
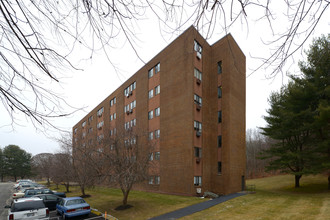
<box><xmin>49</xmin><ymin>210</ymin><xmax>106</xmax><ymax>220</ymax></box>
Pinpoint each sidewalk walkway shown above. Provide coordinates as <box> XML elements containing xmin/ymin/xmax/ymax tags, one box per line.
<box><xmin>149</xmin><ymin>192</ymin><xmax>246</xmax><ymax>220</ymax></box>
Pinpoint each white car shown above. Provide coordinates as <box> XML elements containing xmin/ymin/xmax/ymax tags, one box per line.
<box><xmin>4</xmin><ymin>197</ymin><xmax>49</xmax><ymax>220</ymax></box>
<box><xmin>12</xmin><ymin>188</ymin><xmax>34</xmax><ymax>199</ymax></box>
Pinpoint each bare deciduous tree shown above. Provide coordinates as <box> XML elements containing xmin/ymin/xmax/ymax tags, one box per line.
<box><xmin>246</xmin><ymin>128</ymin><xmax>275</xmax><ymax>178</ymax></box>
<box><xmin>0</xmin><ymin>1</ymin><xmax>328</xmax><ymax>129</ymax></box>
<box><xmin>100</xmin><ymin>129</ymin><xmax>154</xmax><ymax>208</ymax></box>
<box><xmin>32</xmin><ymin>153</ymin><xmax>54</xmax><ymax>186</ymax></box>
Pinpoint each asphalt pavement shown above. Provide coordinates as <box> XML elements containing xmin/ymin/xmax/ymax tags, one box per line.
<box><xmin>0</xmin><ymin>182</ymin><xmax>13</xmax><ymax>219</ymax></box>
<box><xmin>149</xmin><ymin>192</ymin><xmax>246</xmax><ymax>220</ymax></box>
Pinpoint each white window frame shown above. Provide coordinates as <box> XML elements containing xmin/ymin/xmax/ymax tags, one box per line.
<box><xmin>194</xmin><ymin>176</ymin><xmax>202</xmax><ymax>186</ymax></box>
<box><xmin>148</xmin><ymin>89</ymin><xmax>154</xmax><ymax>99</ymax></box>
<box><xmin>155</xmin><ymin>85</ymin><xmax>160</xmax><ymax>95</ymax></box>
<box><xmin>148</xmin><ymin>110</ymin><xmax>154</xmax><ymax>120</ymax></box>
<box><xmin>155</xmin><ymin>107</ymin><xmax>160</xmax><ymax>117</ymax></box>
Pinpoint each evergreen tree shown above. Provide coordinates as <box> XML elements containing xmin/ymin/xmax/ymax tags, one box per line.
<box><xmin>261</xmin><ymin>34</ymin><xmax>330</xmax><ymax>188</ymax></box>
<box><xmin>3</xmin><ymin>145</ymin><xmax>32</xmax><ymax>181</ymax></box>
<box><xmin>298</xmin><ymin>34</ymin><xmax>330</xmax><ymax>189</ymax></box>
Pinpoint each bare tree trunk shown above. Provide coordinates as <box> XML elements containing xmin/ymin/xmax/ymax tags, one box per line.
<box><xmin>122</xmin><ymin>190</ymin><xmax>129</xmax><ymax>206</ymax></box>
<box><xmin>295</xmin><ymin>175</ymin><xmax>302</xmax><ymax>188</ymax></box>
<box><xmin>65</xmin><ymin>182</ymin><xmax>70</xmax><ymax>192</ymax></box>
<box><xmin>80</xmin><ymin>185</ymin><xmax>85</xmax><ymax>197</ymax></box>
<box><xmin>328</xmin><ymin>175</ymin><xmax>330</xmax><ymax>190</ymax></box>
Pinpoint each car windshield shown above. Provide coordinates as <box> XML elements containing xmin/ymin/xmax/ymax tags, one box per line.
<box><xmin>11</xmin><ymin>201</ymin><xmax>45</xmax><ymax>212</ymax></box>
<box><xmin>66</xmin><ymin>199</ymin><xmax>86</xmax><ymax>206</ymax></box>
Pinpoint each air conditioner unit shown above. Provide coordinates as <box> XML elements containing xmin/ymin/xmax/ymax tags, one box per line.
<box><xmin>98</xmin><ymin>126</ymin><xmax>102</xmax><ymax>130</ymax></box>
<box><xmin>126</xmin><ymin>111</ymin><xmax>130</xmax><ymax>115</ymax></box>
<box><xmin>196</xmin><ymin>104</ymin><xmax>201</xmax><ymax>111</ymax></box>
<box><xmin>129</xmin><ymin>109</ymin><xmax>133</xmax><ymax>113</ymax></box>
<box><xmin>196</xmin><ymin>51</ymin><xmax>202</xmax><ymax>59</ymax></box>
<box><xmin>196</xmin><ymin>158</ymin><xmax>200</xmax><ymax>163</ymax></box>
<box><xmin>196</xmin><ymin>188</ymin><xmax>202</xmax><ymax>194</ymax></box>
<box><xmin>129</xmin><ymin>91</ymin><xmax>133</xmax><ymax>96</ymax></box>
<box><xmin>196</xmin><ymin>79</ymin><xmax>201</xmax><ymax>85</ymax></box>
<box><xmin>196</xmin><ymin>131</ymin><xmax>201</xmax><ymax>137</ymax></box>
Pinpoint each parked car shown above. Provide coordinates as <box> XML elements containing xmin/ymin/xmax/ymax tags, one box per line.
<box><xmin>12</xmin><ymin>188</ymin><xmax>35</xmax><ymax>199</ymax></box>
<box><xmin>56</xmin><ymin>197</ymin><xmax>91</xmax><ymax>219</ymax></box>
<box><xmin>32</xmin><ymin>194</ymin><xmax>61</xmax><ymax>211</ymax></box>
<box><xmin>4</xmin><ymin>197</ymin><xmax>49</xmax><ymax>220</ymax></box>
<box><xmin>24</xmin><ymin>188</ymin><xmax>66</xmax><ymax>198</ymax></box>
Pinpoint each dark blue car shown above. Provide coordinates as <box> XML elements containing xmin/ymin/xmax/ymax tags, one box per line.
<box><xmin>56</xmin><ymin>197</ymin><xmax>91</xmax><ymax>219</ymax></box>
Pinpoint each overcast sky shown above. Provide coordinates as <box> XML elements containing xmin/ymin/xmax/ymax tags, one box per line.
<box><xmin>0</xmin><ymin>2</ymin><xmax>328</xmax><ymax>155</ymax></box>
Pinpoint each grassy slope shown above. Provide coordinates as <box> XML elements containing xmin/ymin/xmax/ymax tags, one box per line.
<box><xmin>49</xmin><ymin>175</ymin><xmax>329</xmax><ymax>220</ymax></box>
<box><xmin>181</xmin><ymin>175</ymin><xmax>330</xmax><ymax>220</ymax></box>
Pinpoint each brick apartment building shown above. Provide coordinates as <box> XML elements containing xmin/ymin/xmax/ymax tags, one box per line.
<box><xmin>72</xmin><ymin>26</ymin><xmax>246</xmax><ymax>196</ymax></box>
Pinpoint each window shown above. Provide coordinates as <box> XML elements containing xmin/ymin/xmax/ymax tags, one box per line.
<box><xmin>155</xmin><ymin>176</ymin><xmax>160</xmax><ymax>185</ymax></box>
<box><xmin>194</xmin><ymin>94</ymin><xmax>202</xmax><ymax>105</ymax></box>
<box><xmin>218</xmin><ymin>162</ymin><xmax>222</xmax><ymax>174</ymax></box>
<box><xmin>155</xmin><ymin>129</ymin><xmax>160</xmax><ymax>139</ymax></box>
<box><xmin>149</xmin><ymin>131</ymin><xmax>153</xmax><ymax>140</ymax></box>
<box><xmin>155</xmin><ymin>152</ymin><xmax>160</xmax><ymax>160</ymax></box>
<box><xmin>114</xmin><ymin>113</ymin><xmax>116</xmax><ymax>119</ymax></box>
<box><xmin>88</xmin><ymin>115</ymin><xmax>93</xmax><ymax>123</ymax></box>
<box><xmin>130</xmin><ymin>100</ymin><xmax>136</xmax><ymax>109</ymax></box>
<box><xmin>148</xmin><ymin>177</ymin><xmax>154</xmax><ymax>184</ymax></box>
<box><xmin>74</xmin><ymin>128</ymin><xmax>78</xmax><ymax>134</ymax></box>
<box><xmin>88</xmin><ymin>127</ymin><xmax>93</xmax><ymax>133</ymax></box>
<box><xmin>125</xmin><ymin>122</ymin><xmax>130</xmax><ymax>130</ymax></box>
<box><xmin>155</xmin><ymin>85</ymin><xmax>160</xmax><ymax>95</ymax></box>
<box><xmin>148</xmin><ymin>68</ymin><xmax>154</xmax><ymax>78</ymax></box>
<box><xmin>155</xmin><ymin>107</ymin><xmax>160</xmax><ymax>117</ymax></box>
<box><xmin>194</xmin><ymin>68</ymin><xmax>202</xmax><ymax>81</ymax></box>
<box><xmin>194</xmin><ymin>40</ymin><xmax>203</xmax><ymax>53</ymax></box>
<box><xmin>124</xmin><ymin>82</ymin><xmax>136</xmax><ymax>96</ymax></box>
<box><xmin>149</xmin><ymin>153</ymin><xmax>153</xmax><ymax>161</ymax></box>
<box><xmin>110</xmin><ymin>129</ymin><xmax>113</xmax><ymax>136</ymax></box>
<box><xmin>82</xmin><ymin>132</ymin><xmax>86</xmax><ymax>138</ymax></box>
<box><xmin>97</xmin><ymin>121</ymin><xmax>104</xmax><ymax>129</ymax></box>
<box><xmin>155</xmin><ymin>63</ymin><xmax>160</xmax><ymax>74</ymax></box>
<box><xmin>88</xmin><ymin>139</ymin><xmax>93</xmax><ymax>146</ymax></box>
<box><xmin>218</xmin><ymin>111</ymin><xmax>222</xmax><ymax>123</ymax></box>
<box><xmin>194</xmin><ymin>121</ymin><xmax>202</xmax><ymax>131</ymax></box>
<box><xmin>218</xmin><ymin>135</ymin><xmax>222</xmax><ymax>148</ymax></box>
<box><xmin>148</xmin><ymin>110</ymin><xmax>154</xmax><ymax>120</ymax></box>
<box><xmin>148</xmin><ymin>89</ymin><xmax>154</xmax><ymax>99</ymax></box>
<box><xmin>194</xmin><ymin>176</ymin><xmax>202</xmax><ymax>186</ymax></box>
<box><xmin>82</xmin><ymin>121</ymin><xmax>86</xmax><ymax>128</ymax></box>
<box><xmin>194</xmin><ymin>147</ymin><xmax>202</xmax><ymax>158</ymax></box>
<box><xmin>130</xmin><ymin>118</ymin><xmax>136</xmax><ymax>127</ymax></box>
<box><xmin>110</xmin><ymin>114</ymin><xmax>113</xmax><ymax>121</ymax></box>
<box><xmin>218</xmin><ymin>61</ymin><xmax>222</xmax><ymax>74</ymax></box>
<box><xmin>110</xmin><ymin>97</ymin><xmax>116</xmax><ymax>106</ymax></box>
<box><xmin>149</xmin><ymin>63</ymin><xmax>160</xmax><ymax>78</ymax></box>
<box><xmin>131</xmin><ymin>137</ymin><xmax>136</xmax><ymax>145</ymax></box>
<box><xmin>97</xmin><ymin>134</ymin><xmax>104</xmax><ymax>143</ymax></box>
<box><xmin>218</xmin><ymin>86</ymin><xmax>222</xmax><ymax>98</ymax></box>
<box><xmin>97</xmin><ymin>107</ymin><xmax>104</xmax><ymax>117</ymax></box>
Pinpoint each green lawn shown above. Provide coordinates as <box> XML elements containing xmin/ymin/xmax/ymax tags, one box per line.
<box><xmin>49</xmin><ymin>184</ymin><xmax>204</xmax><ymax>220</ymax></box>
<box><xmin>49</xmin><ymin>175</ymin><xmax>330</xmax><ymax>220</ymax></box>
<box><xmin>181</xmin><ymin>175</ymin><xmax>330</xmax><ymax>220</ymax></box>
